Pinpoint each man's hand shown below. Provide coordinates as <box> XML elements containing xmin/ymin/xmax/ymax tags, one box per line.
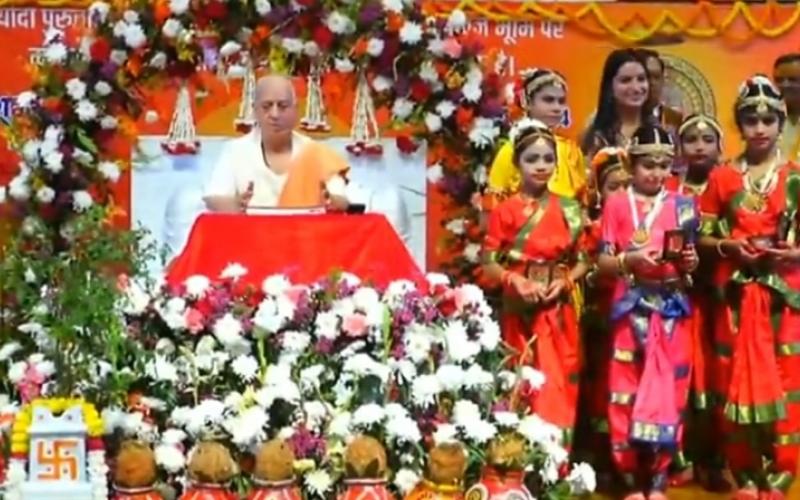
<box><xmin>237</xmin><ymin>182</ymin><xmax>254</xmax><ymax>212</ymax></box>
<box><xmin>327</xmin><ymin>195</ymin><xmax>349</xmax><ymax>212</ymax></box>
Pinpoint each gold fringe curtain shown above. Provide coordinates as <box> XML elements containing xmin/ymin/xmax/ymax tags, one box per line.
<box><xmin>421</xmin><ymin>1</ymin><xmax>800</xmax><ymax>43</ymax></box>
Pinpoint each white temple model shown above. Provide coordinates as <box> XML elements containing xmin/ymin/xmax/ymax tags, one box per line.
<box><xmin>300</xmin><ymin>60</ymin><xmax>331</xmax><ymax>132</ymax></box>
<box><xmin>161</xmin><ymin>80</ymin><xmax>200</xmax><ymax>155</ymax></box>
<box><xmin>346</xmin><ymin>70</ymin><xmax>382</xmax><ymax>156</ymax></box>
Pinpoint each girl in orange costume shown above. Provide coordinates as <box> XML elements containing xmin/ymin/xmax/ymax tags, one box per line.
<box><xmin>482</xmin><ymin>118</ymin><xmax>589</xmax><ymax>445</ymax></box>
<box><xmin>698</xmin><ymin>75</ymin><xmax>800</xmax><ymax>500</ymax></box>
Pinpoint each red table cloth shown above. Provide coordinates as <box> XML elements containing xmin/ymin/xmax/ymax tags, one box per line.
<box><xmin>166</xmin><ymin>213</ymin><xmax>424</xmax><ymax>288</ymax></box>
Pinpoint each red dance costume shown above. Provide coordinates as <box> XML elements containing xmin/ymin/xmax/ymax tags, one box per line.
<box><xmin>700</xmin><ymin>163</ymin><xmax>800</xmax><ymax>491</ymax></box>
<box><xmin>483</xmin><ymin>193</ymin><xmax>585</xmax><ymax>443</ymax></box>
<box><xmin>600</xmin><ymin>188</ymin><xmax>697</xmax><ymax>488</ymax></box>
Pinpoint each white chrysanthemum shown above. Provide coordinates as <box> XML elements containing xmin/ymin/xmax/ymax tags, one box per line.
<box><xmin>518</xmin><ymin>414</ymin><xmax>562</xmax><ymax>446</ymax></box>
<box><xmin>394</xmin><ymin>468</ymin><xmax>421</xmax><ymax>495</ymax></box>
<box><xmin>262</xmin><ymin>274</ymin><xmax>291</xmax><ymax>296</ymax></box>
<box><xmin>433</xmin><ymin>422</ymin><xmax>459</xmax><ymax>445</ymax></box>
<box><xmin>392</xmin><ymin>98</ymin><xmax>414</xmax><ymax>120</ymax></box>
<box><xmin>169</xmin><ymin>0</ymin><xmax>189</xmax><ymax>15</ymax></box>
<box><xmin>497</xmin><ymin>370</ymin><xmax>517</xmax><ymax>391</ymax></box>
<box><xmin>146</xmin><ymin>356</ymin><xmax>178</xmax><ymax>382</ymax></box>
<box><xmin>342</xmin><ymin>353</ymin><xmax>390</xmax><ymax>382</ymax></box>
<box><xmin>419</xmin><ymin>61</ymin><xmax>439</xmax><ymax>84</ymax></box>
<box><xmin>444</xmin><ymin>320</ymin><xmax>479</xmax><ymax>363</ymax></box>
<box><xmin>226</xmin><ymin>406</ymin><xmax>269</xmax><ymax>447</ymax></box>
<box><xmin>43</xmin><ymin>151</ymin><xmax>63</xmax><ymax>173</ymax></box>
<box><xmin>325</xmin><ymin>11</ymin><xmax>355</xmax><ymax>35</ymax></box>
<box><xmin>299</xmin><ymin>364</ymin><xmax>325</xmax><ymax>393</ymax></box>
<box><xmin>281</xmin><ymin>37</ymin><xmax>303</xmax><ymax>54</ymax></box>
<box><xmin>110</xmin><ymin>49</ymin><xmax>128</xmax><ymax>65</ymax></box>
<box><xmin>93</xmin><ymin>79</ymin><xmax>112</xmax><ymax>96</ymax></box>
<box><xmin>155</xmin><ymin>444</ymin><xmax>185</xmax><ymax>473</ymax></box>
<box><xmin>253</xmin><ymin>295</ymin><xmax>295</xmax><ymax>334</ymax></box>
<box><xmin>303</xmin><ymin>400</ymin><xmax>329</xmax><ymax>431</ymax></box>
<box><xmin>303</xmin><ymin>41</ymin><xmax>320</xmax><ymax>57</ymax></box>
<box><xmin>445</xmin><ymin>9</ymin><xmax>467</xmax><ymax>33</ymax></box>
<box><xmin>184</xmin><ymin>275</ymin><xmax>210</xmax><ymax>298</ymax></box>
<box><xmin>381</xmin><ymin>0</ymin><xmax>403</xmax><ymax>13</ymax></box>
<box><xmin>36</xmin><ymin>187</ymin><xmax>55</xmax><ymax>204</ymax></box>
<box><xmin>314</xmin><ymin>310</ymin><xmax>339</xmax><ymax>340</ymax></box>
<box><xmin>463</xmin><ymin>364</ymin><xmax>494</xmax><ymax>390</ymax></box>
<box><xmin>220</xmin><ymin>262</ymin><xmax>248</xmax><ymax>281</ymax></box>
<box><xmin>366</xmin><ymin>37</ymin><xmax>384</xmax><ymax>57</ymax></box>
<box><xmin>184</xmin><ymin>399</ymin><xmax>226</xmax><ymax>437</ymax></box>
<box><xmin>72</xmin><ymin>190</ymin><xmax>93</xmax><ymax>212</ymax></box>
<box><xmin>386</xmin><ymin>414</ymin><xmax>421</xmax><ymax>444</ymax></box>
<box><xmin>122</xmin><ymin>10</ymin><xmax>139</xmax><ymax>23</ymax></box>
<box><xmin>328</xmin><ymin>411</ymin><xmax>352</xmax><ymax>438</ymax></box>
<box><xmin>282</xmin><ymin>330</ymin><xmax>311</xmax><ymax>353</ymax></box>
<box><xmin>45</xmin><ymin>42</ymin><xmax>67</xmax><ymax>64</ymax></box>
<box><xmin>567</xmin><ymin>462</ymin><xmax>597</xmax><ymax>494</ymax></box>
<box><xmin>399</xmin><ymin>21</ymin><xmax>423</xmax><ymax>44</ymax></box>
<box><xmin>436</xmin><ymin>364</ymin><xmax>464</xmax><ymax>393</ymax></box>
<box><xmin>160</xmin><ymin>297</ymin><xmax>187</xmax><ymax>330</ymax></box>
<box><xmin>255</xmin><ymin>0</ymin><xmax>272</xmax><ymax>15</ymax></box>
<box><xmin>219</xmin><ymin>41</ymin><xmax>242</xmax><ymax>58</ymax></box>
<box><xmin>411</xmin><ymin>374</ymin><xmax>441</xmax><ymax>407</ymax></box>
<box><xmin>478</xmin><ymin>318</ymin><xmax>501</xmax><ymax>351</ymax></box>
<box><xmin>445</xmin><ymin>218</ymin><xmax>465</xmax><ymax>235</ymax></box>
<box><xmin>231</xmin><ymin>354</ymin><xmax>259</xmax><ymax>382</ymax></box>
<box><xmin>66</xmin><ymin>78</ymin><xmax>87</xmax><ymax>100</ymax></box>
<box><xmin>462</xmin><ymin>243</ymin><xmax>481</xmax><ymax>263</ymax></box>
<box><xmin>149</xmin><ymin>52</ymin><xmax>167</xmax><ymax>69</ymax></box>
<box><xmin>16</xmin><ymin>90</ymin><xmax>37</xmax><ymax>109</ymax></box>
<box><xmin>304</xmin><ymin>469</ymin><xmax>333</xmax><ymax>496</ymax></box>
<box><xmin>76</xmin><ymin>99</ymin><xmax>99</xmax><ymax>122</ymax></box>
<box><xmin>123</xmin><ymin>23</ymin><xmax>147</xmax><ymax>49</ymax></box>
<box><xmin>453</xmin><ymin>399</ymin><xmax>481</xmax><ymax>425</ymax></box>
<box><xmin>465</xmin><ymin>419</ymin><xmax>497</xmax><ymax>444</ymax></box>
<box><xmin>213</xmin><ymin>313</ymin><xmax>244</xmax><ymax>348</ymax></box>
<box><xmin>98</xmin><ymin>160</ymin><xmax>120</xmax><ymax>182</ymax></box>
<box><xmin>425</xmin><ymin>113</ymin><xmax>442</xmax><ymax>133</ymax></box>
<box><xmin>521</xmin><ymin>366</ymin><xmax>546</xmax><ymax>390</ymax></box>
<box><xmin>0</xmin><ymin>342</ymin><xmax>22</xmax><ymax>361</ymax></box>
<box><xmin>462</xmin><ymin>80</ymin><xmax>482</xmax><ymax>103</ymax></box>
<box><xmin>334</xmin><ymin>57</ymin><xmax>354</xmax><ymax>73</ymax></box>
<box><xmin>403</xmin><ymin>326</ymin><xmax>432</xmax><ymax>364</ymax></box>
<box><xmin>9</xmin><ymin>174</ymin><xmax>30</xmax><ymax>201</ymax></box>
<box><xmin>371</xmin><ymin>75</ymin><xmax>393</xmax><ymax>93</ymax></box>
<box><xmin>352</xmin><ymin>403</ymin><xmax>385</xmax><ymax>428</ymax></box>
<box><xmin>493</xmin><ymin>411</ymin><xmax>520</xmax><ymax>428</ymax></box>
<box><xmin>22</xmin><ymin>140</ymin><xmax>40</xmax><ymax>164</ymax></box>
<box><xmin>7</xmin><ymin>361</ymin><xmax>26</xmax><ymax>383</ymax></box>
<box><xmin>162</xmin><ymin>18</ymin><xmax>183</xmax><ymax>38</ymax></box>
<box><xmin>390</xmin><ymin>358</ymin><xmax>417</xmax><ymax>384</ymax></box>
<box><xmin>426</xmin><ymin>163</ymin><xmax>443</xmax><ymax>184</ymax></box>
<box><xmin>72</xmin><ymin>147</ymin><xmax>93</xmax><ymax>165</ymax></box>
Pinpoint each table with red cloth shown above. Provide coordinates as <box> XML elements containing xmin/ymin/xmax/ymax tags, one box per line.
<box><xmin>166</xmin><ymin>213</ymin><xmax>424</xmax><ymax>288</ymax></box>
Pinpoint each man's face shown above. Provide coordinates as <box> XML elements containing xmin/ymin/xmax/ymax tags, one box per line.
<box><xmin>255</xmin><ymin>83</ymin><xmax>297</xmax><ymax>136</ymax></box>
<box><xmin>645</xmin><ymin>56</ymin><xmax>665</xmax><ymax>105</ymax></box>
<box><xmin>775</xmin><ymin>60</ymin><xmax>800</xmax><ymax>107</ymax></box>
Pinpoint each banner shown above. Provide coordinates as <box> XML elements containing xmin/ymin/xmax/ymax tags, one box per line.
<box><xmin>1</xmin><ymin>4</ymin><xmax>799</xmax><ymax>269</ymax></box>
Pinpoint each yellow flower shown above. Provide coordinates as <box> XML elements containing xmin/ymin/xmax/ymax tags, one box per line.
<box><xmin>294</xmin><ymin>459</ymin><xmax>316</xmax><ymax>473</ymax></box>
<box><xmin>445</xmin><ymin>70</ymin><xmax>465</xmax><ymax>90</ymax></box>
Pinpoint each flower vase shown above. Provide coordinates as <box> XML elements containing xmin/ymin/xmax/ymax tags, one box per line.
<box><xmin>246</xmin><ymin>478</ymin><xmax>303</xmax><ymax>500</ymax></box>
<box><xmin>404</xmin><ymin>479</ymin><xmax>463</xmax><ymax>500</ymax></box>
<box><xmin>179</xmin><ymin>483</ymin><xmax>237</xmax><ymax>500</ymax></box>
<box><xmin>112</xmin><ymin>485</ymin><xmax>163</xmax><ymax>500</ymax></box>
<box><xmin>464</xmin><ymin>467</ymin><xmax>533</xmax><ymax>500</ymax></box>
<box><xmin>339</xmin><ymin>478</ymin><xmax>394</xmax><ymax>500</ymax></box>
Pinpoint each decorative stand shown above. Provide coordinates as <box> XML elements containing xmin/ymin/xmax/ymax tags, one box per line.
<box><xmin>234</xmin><ymin>54</ymin><xmax>257</xmax><ymax>134</ymax></box>
<box><xmin>300</xmin><ymin>60</ymin><xmax>331</xmax><ymax>133</ymax></box>
<box><xmin>345</xmin><ymin>71</ymin><xmax>382</xmax><ymax>157</ymax></box>
<box><xmin>4</xmin><ymin>399</ymin><xmax>106</xmax><ymax>500</ymax></box>
<box><xmin>161</xmin><ymin>80</ymin><xmax>200</xmax><ymax>155</ymax></box>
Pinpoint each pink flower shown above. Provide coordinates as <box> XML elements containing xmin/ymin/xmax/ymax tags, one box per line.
<box><xmin>343</xmin><ymin>312</ymin><xmax>368</xmax><ymax>338</ymax></box>
<box><xmin>185</xmin><ymin>307</ymin><xmax>205</xmax><ymax>334</ymax></box>
<box><xmin>442</xmin><ymin>37</ymin><xmax>462</xmax><ymax>59</ymax></box>
<box><xmin>18</xmin><ymin>364</ymin><xmax>45</xmax><ymax>403</ymax></box>
<box><xmin>284</xmin><ymin>285</ymin><xmax>306</xmax><ymax>306</ymax></box>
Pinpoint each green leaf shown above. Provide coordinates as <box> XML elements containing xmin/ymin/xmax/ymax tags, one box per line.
<box><xmin>75</xmin><ymin>128</ymin><xmax>98</xmax><ymax>155</ymax></box>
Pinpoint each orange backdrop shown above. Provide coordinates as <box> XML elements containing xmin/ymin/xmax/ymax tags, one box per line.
<box><xmin>1</xmin><ymin>3</ymin><xmax>799</xmax><ymax>269</ymax></box>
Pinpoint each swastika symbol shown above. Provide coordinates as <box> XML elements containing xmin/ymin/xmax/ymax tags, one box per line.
<box><xmin>35</xmin><ymin>439</ymin><xmax>79</xmax><ymax>481</ymax></box>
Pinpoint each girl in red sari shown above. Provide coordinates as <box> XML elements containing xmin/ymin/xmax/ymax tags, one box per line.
<box><xmin>698</xmin><ymin>75</ymin><xmax>800</xmax><ymax>500</ymax></box>
<box><xmin>578</xmin><ymin>147</ymin><xmax>630</xmax><ymax>489</ymax></box>
<box><xmin>597</xmin><ymin>125</ymin><xmax>699</xmax><ymax>500</ymax></box>
<box><xmin>664</xmin><ymin>114</ymin><xmax>730</xmax><ymax>492</ymax></box>
<box><xmin>482</xmin><ymin>118</ymin><xmax>589</xmax><ymax>445</ymax></box>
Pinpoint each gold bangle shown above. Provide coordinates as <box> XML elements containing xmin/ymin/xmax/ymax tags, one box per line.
<box><xmin>617</xmin><ymin>252</ymin><xmax>627</xmax><ymax>275</ymax></box>
<box><xmin>716</xmin><ymin>240</ymin><xmax>729</xmax><ymax>258</ymax></box>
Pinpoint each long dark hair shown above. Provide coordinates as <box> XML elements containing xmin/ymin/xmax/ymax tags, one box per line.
<box><xmin>581</xmin><ymin>49</ymin><xmax>655</xmax><ymax>153</ymax></box>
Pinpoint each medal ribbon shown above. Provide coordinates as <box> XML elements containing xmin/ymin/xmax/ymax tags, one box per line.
<box><xmin>627</xmin><ymin>186</ymin><xmax>668</xmax><ymax>237</ymax></box>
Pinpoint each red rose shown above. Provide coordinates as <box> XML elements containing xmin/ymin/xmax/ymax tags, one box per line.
<box><xmin>205</xmin><ymin>0</ymin><xmax>227</xmax><ymax>20</ymax></box>
<box><xmin>312</xmin><ymin>24</ymin><xmax>335</xmax><ymax>50</ymax></box>
<box><xmin>484</xmin><ymin>72</ymin><xmax>500</xmax><ymax>91</ymax></box>
<box><xmin>89</xmin><ymin>38</ymin><xmax>111</xmax><ymax>62</ymax></box>
<box><xmin>396</xmin><ymin>135</ymin><xmax>418</xmax><ymax>154</ymax></box>
<box><xmin>437</xmin><ymin>296</ymin><xmax>456</xmax><ymax>316</ymax></box>
<box><xmin>410</xmin><ymin>79</ymin><xmax>431</xmax><ymax>102</ymax></box>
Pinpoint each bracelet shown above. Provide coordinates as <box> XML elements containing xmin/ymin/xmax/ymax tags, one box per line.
<box><xmin>716</xmin><ymin>240</ymin><xmax>729</xmax><ymax>258</ymax></box>
<box><xmin>616</xmin><ymin>252</ymin><xmax>627</xmax><ymax>275</ymax></box>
